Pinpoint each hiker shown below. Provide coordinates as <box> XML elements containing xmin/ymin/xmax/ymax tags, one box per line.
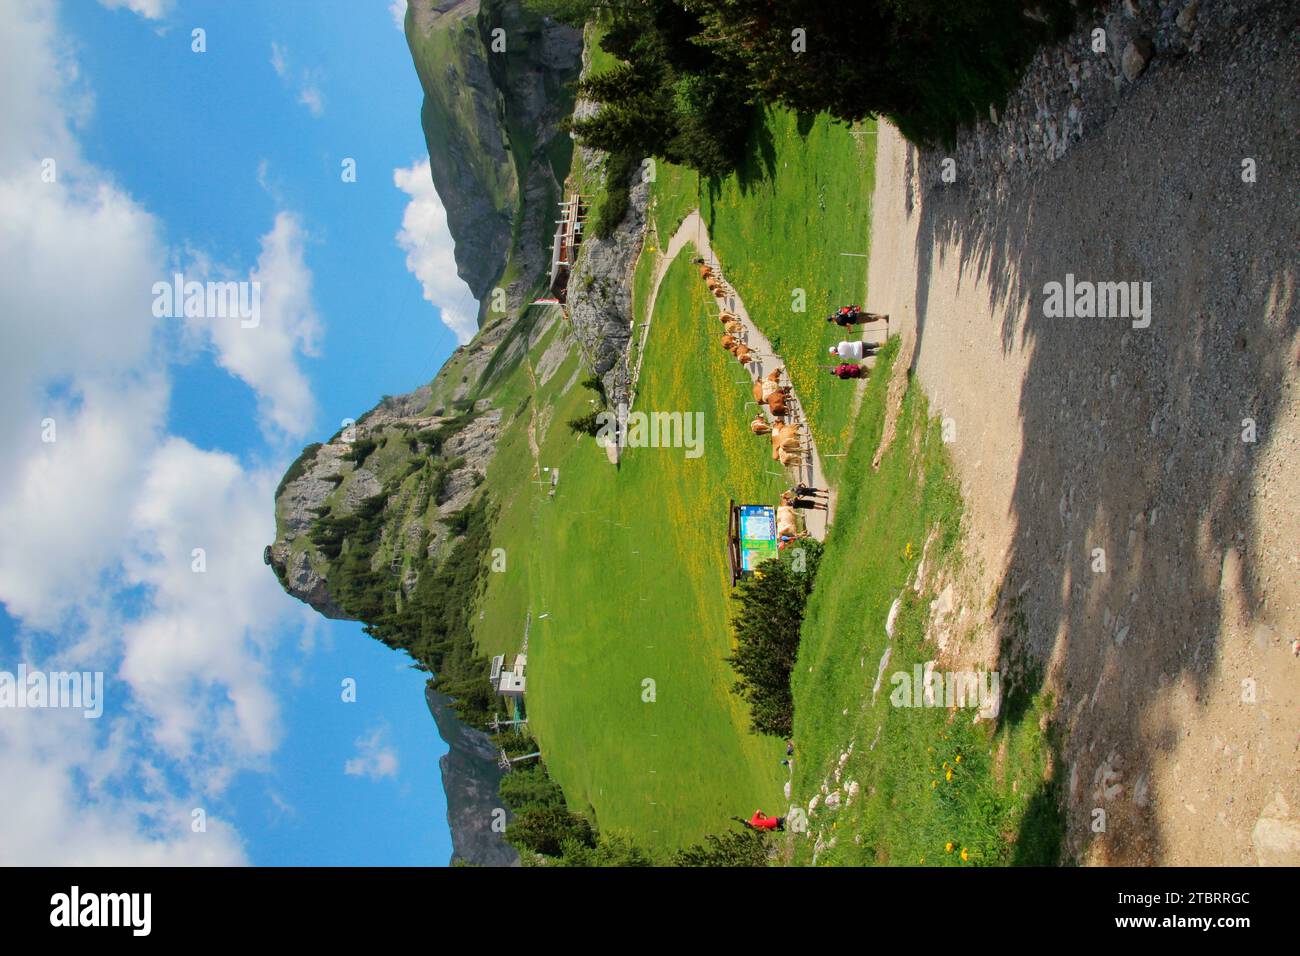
<box><xmin>826</xmin><ymin>363</ymin><xmax>866</xmax><ymax>380</ymax></box>
<box><xmin>826</xmin><ymin>306</ymin><xmax>888</xmax><ymax>328</ymax></box>
<box><xmin>782</xmin><ymin>491</ymin><xmax>827</xmax><ymax>513</ymax></box>
<box><xmin>778</xmin><ymin>531</ymin><xmax>809</xmax><ymax>550</ymax></box>
<box><xmin>790</xmin><ymin>483</ymin><xmax>828</xmax><ymax>499</ymax></box>
<box><xmin>828</xmin><ymin>339</ymin><xmax>879</xmax><ymax>361</ymax></box>
<box><xmin>747</xmin><ymin>810</ymin><xmax>785</xmax><ymax>832</ymax></box>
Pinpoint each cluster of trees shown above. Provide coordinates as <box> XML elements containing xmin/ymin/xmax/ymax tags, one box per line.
<box><xmin>536</xmin><ymin>0</ymin><xmax>1081</xmax><ymax>168</ymax></box>
<box><xmin>561</xmin><ymin>1</ymin><xmax>753</xmax><ymax>176</ymax></box>
<box><xmin>728</xmin><ymin>540</ymin><xmax>823</xmax><ymax>737</ymax></box>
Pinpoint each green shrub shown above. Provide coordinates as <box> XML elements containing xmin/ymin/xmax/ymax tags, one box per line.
<box><xmin>342</xmin><ymin>437</ymin><xmax>378</xmax><ymax>467</ymax></box>
<box><xmin>591</xmin><ymin>150</ymin><xmax>638</xmax><ymax>238</ymax></box>
<box><xmin>728</xmin><ymin>540</ymin><xmax>823</xmax><ymax>736</ymax></box>
<box><xmin>567</xmin><ymin>410</ymin><xmax>604</xmax><ymax>437</ymax></box>
<box><xmin>672</xmin><ymin>828</ymin><xmax>769</xmax><ymax>866</ymax></box>
<box><xmin>506</xmin><ymin>806</ymin><xmax>596</xmax><ymax>857</ymax></box>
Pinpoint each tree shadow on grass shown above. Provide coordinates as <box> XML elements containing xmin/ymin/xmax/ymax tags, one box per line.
<box><xmin>733</xmin><ymin>108</ymin><xmax>778</xmax><ymax>196</ymax></box>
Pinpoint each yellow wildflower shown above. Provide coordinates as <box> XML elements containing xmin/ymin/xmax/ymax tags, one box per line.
<box><xmin>960</xmin><ymin>848</ymin><xmax>969</xmax><ymax>862</ymax></box>
<box><xmin>945</xmin><ymin>842</ymin><xmax>953</xmax><ymax>853</ymax></box>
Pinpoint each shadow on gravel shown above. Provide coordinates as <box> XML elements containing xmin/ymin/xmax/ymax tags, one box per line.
<box><xmin>910</xmin><ymin>8</ymin><xmax>1298</xmax><ymax>862</ymax></box>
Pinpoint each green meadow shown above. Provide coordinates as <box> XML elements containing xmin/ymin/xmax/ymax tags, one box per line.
<box><xmin>476</xmin><ymin>250</ymin><xmax>793</xmax><ymax>853</ymax></box>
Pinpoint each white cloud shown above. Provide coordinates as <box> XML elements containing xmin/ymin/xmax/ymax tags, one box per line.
<box><xmin>393</xmin><ymin>158</ymin><xmax>480</xmax><ymax>343</ymax></box>
<box><xmin>0</xmin><ymin>1</ymin><xmax>170</xmax><ymax>627</ymax></box>
<box><xmin>120</xmin><ymin>440</ymin><xmax>297</xmax><ymax>767</ymax></box>
<box><xmin>389</xmin><ymin>0</ymin><xmax>408</xmax><ymax>30</ymax></box>
<box><xmin>270</xmin><ymin>41</ymin><xmax>288</xmax><ymax>78</ymax></box>
<box><xmin>298</xmin><ymin>84</ymin><xmax>325</xmax><ymax>117</ymax></box>
<box><xmin>187</xmin><ymin>212</ymin><xmax>322</xmax><ymax>440</ymax></box>
<box><xmin>270</xmin><ymin>42</ymin><xmax>325</xmax><ymax>117</ymax></box>
<box><xmin>97</xmin><ymin>0</ymin><xmax>172</xmax><ymax>19</ymax></box>
<box><xmin>344</xmin><ymin>726</ymin><xmax>400</xmax><ymax>780</ymax></box>
<box><xmin>0</xmin><ymin>0</ymin><xmax>319</xmax><ymax>863</ymax></box>
<box><xmin>0</xmin><ymin>707</ymin><xmax>247</xmax><ymax>865</ymax></box>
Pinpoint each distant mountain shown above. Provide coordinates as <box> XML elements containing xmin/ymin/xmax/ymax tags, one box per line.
<box><xmin>404</xmin><ymin>0</ymin><xmax>582</xmax><ymax>323</ymax></box>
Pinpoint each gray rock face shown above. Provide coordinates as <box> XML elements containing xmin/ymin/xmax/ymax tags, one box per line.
<box><xmin>565</xmin><ymin>175</ymin><xmax>649</xmax><ymax>388</ymax></box>
<box><xmin>340</xmin><ymin>468</ymin><xmax>382</xmax><ymax>512</ymax></box>
<box><xmin>425</xmin><ymin>684</ymin><xmax>520</xmax><ymax>866</ymax></box>
<box><xmin>284</xmin><ymin>547</ymin><xmax>348</xmax><ymax>621</ymax></box>
<box><xmin>563</xmin><ymin>88</ymin><xmax>651</xmax><ymax>407</ymax></box>
<box><xmin>409</xmin><ymin>0</ymin><xmax>581</xmax><ymax>322</ymax></box>
<box><xmin>269</xmin><ymin>442</ymin><xmax>351</xmax><ymax>620</ymax></box>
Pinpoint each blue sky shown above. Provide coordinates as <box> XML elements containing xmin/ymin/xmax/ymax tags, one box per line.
<box><xmin>0</xmin><ymin>0</ymin><xmax>475</xmax><ymax>864</ymax></box>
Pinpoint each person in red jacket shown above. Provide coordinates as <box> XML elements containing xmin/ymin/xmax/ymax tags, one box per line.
<box><xmin>747</xmin><ymin>810</ymin><xmax>785</xmax><ymax>831</ymax></box>
<box><xmin>826</xmin><ymin>363</ymin><xmax>866</xmax><ymax>380</ymax></box>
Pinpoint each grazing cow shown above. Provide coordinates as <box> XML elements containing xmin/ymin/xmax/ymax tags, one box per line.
<box><xmin>773</xmin><ymin>423</ymin><xmax>802</xmax><ymax>448</ymax></box>
<box><xmin>724</xmin><ymin>320</ymin><xmax>744</xmax><ymax>335</ymax></box>
<box><xmin>770</xmin><ymin>424</ymin><xmax>802</xmax><ymax>459</ymax></box>
<box><xmin>699</xmin><ymin>265</ymin><xmax>712</xmax><ymax>279</ymax></box>
<box><xmin>776</xmin><ymin>505</ymin><xmax>799</xmax><ymax>538</ymax></box>
<box><xmin>751</xmin><ymin>380</ymin><xmax>765</xmax><ymax>403</ymax></box>
<box><xmin>760</xmin><ymin>379</ymin><xmax>787</xmax><ymax>400</ymax></box>
<box><xmin>735</xmin><ymin>346</ymin><xmax>754</xmax><ymax>365</ymax></box>
<box><xmin>765</xmin><ymin>393</ymin><xmax>788</xmax><ymax>416</ymax></box>
<box><xmin>765</xmin><ymin>368</ymin><xmax>784</xmax><ymax>384</ymax></box>
<box><xmin>750</xmin><ymin>416</ymin><xmax>771</xmax><ymax>435</ymax></box>
<box><xmin>719</xmin><ymin>310</ymin><xmax>739</xmax><ymax>321</ymax></box>
<box><xmin>721</xmin><ymin>334</ymin><xmax>737</xmax><ymax>351</ymax></box>
<box><xmin>778</xmin><ymin>447</ymin><xmax>804</xmax><ymax>469</ymax></box>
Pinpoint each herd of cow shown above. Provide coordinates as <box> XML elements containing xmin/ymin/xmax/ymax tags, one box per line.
<box><xmin>699</xmin><ymin>260</ymin><xmax>816</xmax><ymax>540</ymax></box>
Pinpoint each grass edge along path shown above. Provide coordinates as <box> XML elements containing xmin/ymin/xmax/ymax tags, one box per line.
<box><xmin>787</xmin><ymin>341</ymin><xmax>1065</xmax><ymax>866</ymax></box>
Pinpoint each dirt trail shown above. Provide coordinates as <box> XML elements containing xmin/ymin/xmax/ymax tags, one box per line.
<box><xmin>866</xmin><ymin>16</ymin><xmax>1299</xmax><ymax>865</ymax></box>
<box><xmin>629</xmin><ymin>210</ymin><xmax>833</xmax><ymax>539</ymax></box>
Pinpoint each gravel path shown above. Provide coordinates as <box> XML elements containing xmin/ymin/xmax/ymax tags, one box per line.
<box><xmin>866</xmin><ymin>0</ymin><xmax>1298</xmax><ymax>865</ymax></box>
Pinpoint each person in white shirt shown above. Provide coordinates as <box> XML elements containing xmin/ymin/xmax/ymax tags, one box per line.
<box><xmin>828</xmin><ymin>340</ymin><xmax>878</xmax><ymax>361</ymax></box>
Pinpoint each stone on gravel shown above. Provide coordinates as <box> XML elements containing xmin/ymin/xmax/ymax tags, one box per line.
<box><xmin>1122</xmin><ymin>37</ymin><xmax>1154</xmax><ymax>82</ymax></box>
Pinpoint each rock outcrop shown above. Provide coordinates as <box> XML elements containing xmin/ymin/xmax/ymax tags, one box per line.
<box><xmin>562</xmin><ymin>30</ymin><xmax>652</xmax><ymax>409</ymax></box>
